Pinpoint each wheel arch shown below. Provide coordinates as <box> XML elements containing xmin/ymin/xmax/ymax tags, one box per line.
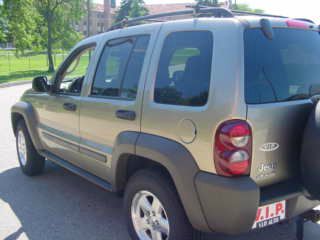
<box><xmin>111</xmin><ymin>131</ymin><xmax>210</xmax><ymax>232</ymax></box>
<box><xmin>11</xmin><ymin>112</ymin><xmax>24</xmax><ymax>135</ymax></box>
<box><xmin>11</xmin><ymin>101</ymin><xmax>43</xmax><ymax>151</ymax></box>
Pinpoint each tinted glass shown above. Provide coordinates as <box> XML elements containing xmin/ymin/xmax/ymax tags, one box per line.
<box><xmin>92</xmin><ymin>36</ymin><xmax>149</xmax><ymax>99</ymax></box>
<box><xmin>245</xmin><ymin>28</ymin><xmax>320</xmax><ymax>104</ymax></box>
<box><xmin>92</xmin><ymin>40</ymin><xmax>133</xmax><ymax>97</ymax></box>
<box><xmin>154</xmin><ymin>31</ymin><xmax>213</xmax><ymax>106</ymax></box>
<box><xmin>121</xmin><ymin>36</ymin><xmax>150</xmax><ymax>99</ymax></box>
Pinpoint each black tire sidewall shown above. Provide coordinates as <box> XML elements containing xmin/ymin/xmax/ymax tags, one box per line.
<box><xmin>124</xmin><ymin>170</ymin><xmax>193</xmax><ymax>240</ymax></box>
<box><xmin>15</xmin><ymin>120</ymin><xmax>44</xmax><ymax>175</ymax></box>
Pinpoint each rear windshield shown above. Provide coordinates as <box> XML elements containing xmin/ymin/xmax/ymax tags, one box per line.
<box><xmin>245</xmin><ymin>28</ymin><xmax>320</xmax><ymax>104</ymax></box>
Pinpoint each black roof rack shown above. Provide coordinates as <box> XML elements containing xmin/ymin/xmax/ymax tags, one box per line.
<box><xmin>108</xmin><ymin>5</ymin><xmax>233</xmax><ymax>31</ymax></box>
<box><xmin>108</xmin><ymin>4</ymin><xmax>314</xmax><ymax>32</ymax></box>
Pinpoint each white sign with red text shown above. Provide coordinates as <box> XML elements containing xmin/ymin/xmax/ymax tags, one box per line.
<box><xmin>252</xmin><ymin>201</ymin><xmax>286</xmax><ymax>229</ymax></box>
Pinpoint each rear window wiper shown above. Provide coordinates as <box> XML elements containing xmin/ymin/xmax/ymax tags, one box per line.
<box><xmin>283</xmin><ymin>93</ymin><xmax>310</xmax><ymax>101</ymax></box>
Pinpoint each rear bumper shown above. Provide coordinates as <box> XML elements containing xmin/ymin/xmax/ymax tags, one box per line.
<box><xmin>194</xmin><ymin>172</ymin><xmax>319</xmax><ymax>235</ymax></box>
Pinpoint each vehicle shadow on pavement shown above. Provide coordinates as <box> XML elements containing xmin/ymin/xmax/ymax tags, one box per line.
<box><xmin>1</xmin><ymin>162</ymin><xmax>320</xmax><ymax>240</ymax></box>
<box><xmin>0</xmin><ymin>162</ymin><xmax>128</xmax><ymax>240</ymax></box>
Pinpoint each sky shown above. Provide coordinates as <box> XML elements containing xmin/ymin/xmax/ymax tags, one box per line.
<box><xmin>95</xmin><ymin>0</ymin><xmax>320</xmax><ymax>23</ymax></box>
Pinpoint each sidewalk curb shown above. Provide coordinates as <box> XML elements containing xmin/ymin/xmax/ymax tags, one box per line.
<box><xmin>0</xmin><ymin>80</ymin><xmax>32</xmax><ymax>88</ymax></box>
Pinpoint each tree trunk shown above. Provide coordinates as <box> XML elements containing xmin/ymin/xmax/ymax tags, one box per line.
<box><xmin>47</xmin><ymin>15</ymin><xmax>54</xmax><ymax>73</ymax></box>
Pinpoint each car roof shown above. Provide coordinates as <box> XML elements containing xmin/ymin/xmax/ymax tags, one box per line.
<box><xmin>77</xmin><ymin>14</ymin><xmax>318</xmax><ymax>47</ymax></box>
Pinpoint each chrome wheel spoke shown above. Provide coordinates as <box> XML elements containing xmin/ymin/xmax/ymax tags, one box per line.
<box><xmin>157</xmin><ymin>217</ymin><xmax>169</xmax><ymax>235</ymax></box>
<box><xmin>140</xmin><ymin>195</ymin><xmax>152</xmax><ymax>214</ymax></box>
<box><xmin>151</xmin><ymin>197</ymin><xmax>162</xmax><ymax>214</ymax></box>
<box><xmin>150</xmin><ymin>229</ymin><xmax>162</xmax><ymax>240</ymax></box>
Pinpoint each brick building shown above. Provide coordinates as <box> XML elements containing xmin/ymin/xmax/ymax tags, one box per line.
<box><xmin>76</xmin><ymin>0</ymin><xmax>116</xmax><ymax>37</ymax></box>
<box><xmin>77</xmin><ymin>1</ymin><xmax>190</xmax><ymax>36</ymax></box>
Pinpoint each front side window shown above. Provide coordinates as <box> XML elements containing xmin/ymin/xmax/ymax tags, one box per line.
<box><xmin>91</xmin><ymin>35</ymin><xmax>150</xmax><ymax>99</ymax></box>
<box><xmin>56</xmin><ymin>46</ymin><xmax>95</xmax><ymax>95</ymax></box>
<box><xmin>154</xmin><ymin>31</ymin><xmax>213</xmax><ymax>106</ymax></box>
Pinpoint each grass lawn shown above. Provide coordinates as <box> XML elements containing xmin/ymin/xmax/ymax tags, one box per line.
<box><xmin>0</xmin><ymin>51</ymin><xmax>68</xmax><ymax>84</ymax></box>
<box><xmin>0</xmin><ymin>47</ymin><xmax>200</xmax><ymax>84</ymax></box>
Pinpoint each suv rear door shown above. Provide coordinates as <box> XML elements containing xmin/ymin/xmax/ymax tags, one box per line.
<box><xmin>245</xmin><ymin>27</ymin><xmax>320</xmax><ymax>186</ymax></box>
<box><xmin>78</xmin><ymin>25</ymin><xmax>160</xmax><ymax>180</ymax></box>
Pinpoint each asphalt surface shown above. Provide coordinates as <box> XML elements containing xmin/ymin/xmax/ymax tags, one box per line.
<box><xmin>0</xmin><ymin>84</ymin><xmax>320</xmax><ymax>240</ymax></box>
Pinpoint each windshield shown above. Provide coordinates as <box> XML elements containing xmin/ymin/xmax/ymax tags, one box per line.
<box><xmin>244</xmin><ymin>28</ymin><xmax>320</xmax><ymax>104</ymax></box>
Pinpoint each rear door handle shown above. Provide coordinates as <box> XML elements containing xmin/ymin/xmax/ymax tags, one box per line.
<box><xmin>116</xmin><ymin>110</ymin><xmax>136</xmax><ymax>121</ymax></box>
<box><xmin>63</xmin><ymin>102</ymin><xmax>77</xmax><ymax>112</ymax></box>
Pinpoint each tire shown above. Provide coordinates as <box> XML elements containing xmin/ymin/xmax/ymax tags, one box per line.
<box><xmin>15</xmin><ymin>120</ymin><xmax>45</xmax><ymax>176</ymax></box>
<box><xmin>300</xmin><ymin>102</ymin><xmax>320</xmax><ymax>199</ymax></box>
<box><xmin>124</xmin><ymin>169</ymin><xmax>203</xmax><ymax>240</ymax></box>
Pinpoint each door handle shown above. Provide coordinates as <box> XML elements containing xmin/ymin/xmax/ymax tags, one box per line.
<box><xmin>63</xmin><ymin>102</ymin><xmax>77</xmax><ymax>112</ymax></box>
<box><xmin>116</xmin><ymin>110</ymin><xmax>136</xmax><ymax>121</ymax></box>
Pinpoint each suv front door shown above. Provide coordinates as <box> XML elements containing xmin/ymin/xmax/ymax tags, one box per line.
<box><xmin>37</xmin><ymin>44</ymin><xmax>96</xmax><ymax>165</ymax></box>
<box><xmin>78</xmin><ymin>26</ymin><xmax>159</xmax><ymax>180</ymax></box>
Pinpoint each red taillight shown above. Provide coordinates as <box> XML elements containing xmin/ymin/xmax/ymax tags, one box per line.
<box><xmin>214</xmin><ymin>120</ymin><xmax>252</xmax><ymax>177</ymax></box>
<box><xmin>286</xmin><ymin>19</ymin><xmax>309</xmax><ymax>29</ymax></box>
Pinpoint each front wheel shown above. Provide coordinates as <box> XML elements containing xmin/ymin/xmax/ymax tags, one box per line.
<box><xmin>15</xmin><ymin>120</ymin><xmax>45</xmax><ymax>176</ymax></box>
<box><xmin>124</xmin><ymin>169</ymin><xmax>201</xmax><ymax>240</ymax></box>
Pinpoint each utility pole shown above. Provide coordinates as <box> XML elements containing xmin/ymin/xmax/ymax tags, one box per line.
<box><xmin>87</xmin><ymin>0</ymin><xmax>91</xmax><ymax>37</ymax></box>
<box><xmin>104</xmin><ymin>0</ymin><xmax>112</xmax><ymax>29</ymax></box>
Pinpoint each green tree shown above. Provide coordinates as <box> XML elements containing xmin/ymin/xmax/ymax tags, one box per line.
<box><xmin>3</xmin><ymin>0</ymin><xmax>84</xmax><ymax>72</ymax></box>
<box><xmin>115</xmin><ymin>0</ymin><xmax>148</xmax><ymax>23</ymax></box>
<box><xmin>34</xmin><ymin>0</ymin><xmax>85</xmax><ymax>72</ymax></box>
<box><xmin>2</xmin><ymin>0</ymin><xmax>39</xmax><ymax>52</ymax></box>
<box><xmin>232</xmin><ymin>3</ymin><xmax>264</xmax><ymax>13</ymax></box>
<box><xmin>0</xmin><ymin>4</ymin><xmax>7</xmax><ymax>43</ymax></box>
<box><xmin>195</xmin><ymin>0</ymin><xmax>219</xmax><ymax>7</ymax></box>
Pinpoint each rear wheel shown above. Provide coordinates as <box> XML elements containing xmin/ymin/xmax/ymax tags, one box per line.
<box><xmin>15</xmin><ymin>120</ymin><xmax>45</xmax><ymax>176</ymax></box>
<box><xmin>124</xmin><ymin>169</ymin><xmax>202</xmax><ymax>240</ymax></box>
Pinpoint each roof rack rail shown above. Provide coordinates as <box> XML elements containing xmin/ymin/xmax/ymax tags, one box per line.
<box><xmin>108</xmin><ymin>5</ymin><xmax>233</xmax><ymax>31</ymax></box>
<box><xmin>108</xmin><ymin>4</ymin><xmax>313</xmax><ymax>32</ymax></box>
<box><xmin>231</xmin><ymin>10</ymin><xmax>288</xmax><ymax>19</ymax></box>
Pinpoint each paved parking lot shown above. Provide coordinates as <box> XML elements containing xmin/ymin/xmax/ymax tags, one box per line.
<box><xmin>0</xmin><ymin>84</ymin><xmax>320</xmax><ymax>240</ymax></box>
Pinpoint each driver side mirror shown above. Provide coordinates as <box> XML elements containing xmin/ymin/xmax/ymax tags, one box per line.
<box><xmin>32</xmin><ymin>76</ymin><xmax>49</xmax><ymax>92</ymax></box>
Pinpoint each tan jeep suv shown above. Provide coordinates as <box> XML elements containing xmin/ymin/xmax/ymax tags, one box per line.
<box><xmin>11</xmin><ymin>6</ymin><xmax>320</xmax><ymax>240</ymax></box>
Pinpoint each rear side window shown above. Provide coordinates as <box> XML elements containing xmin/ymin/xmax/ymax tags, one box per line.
<box><xmin>245</xmin><ymin>28</ymin><xmax>320</xmax><ymax>104</ymax></box>
<box><xmin>154</xmin><ymin>31</ymin><xmax>213</xmax><ymax>106</ymax></box>
<box><xmin>92</xmin><ymin>35</ymin><xmax>150</xmax><ymax>99</ymax></box>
